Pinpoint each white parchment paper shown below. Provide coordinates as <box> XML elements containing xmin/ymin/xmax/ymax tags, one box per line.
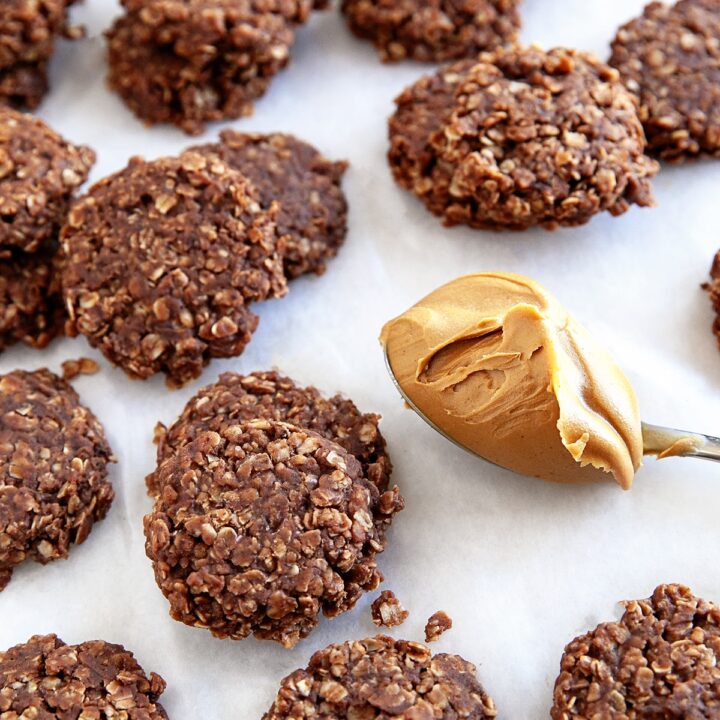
<box><xmin>1</xmin><ymin>1</ymin><xmax>719</xmax><ymax>717</ymax></box>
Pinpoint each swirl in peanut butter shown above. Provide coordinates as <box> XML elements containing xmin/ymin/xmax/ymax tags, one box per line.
<box><xmin>380</xmin><ymin>272</ymin><xmax>643</xmax><ymax>489</ymax></box>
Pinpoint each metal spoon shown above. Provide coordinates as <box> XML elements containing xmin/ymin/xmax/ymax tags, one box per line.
<box><xmin>383</xmin><ymin>346</ymin><xmax>720</xmax><ymax>465</ymax></box>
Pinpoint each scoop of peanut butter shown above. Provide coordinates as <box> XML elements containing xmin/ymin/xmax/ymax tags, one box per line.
<box><xmin>380</xmin><ymin>272</ymin><xmax>643</xmax><ymax>489</ymax></box>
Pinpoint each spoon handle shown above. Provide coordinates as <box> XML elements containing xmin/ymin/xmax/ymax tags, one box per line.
<box><xmin>642</xmin><ymin>422</ymin><xmax>720</xmax><ymax>462</ymax></box>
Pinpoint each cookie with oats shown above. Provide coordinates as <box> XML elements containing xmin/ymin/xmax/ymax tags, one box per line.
<box><xmin>388</xmin><ymin>46</ymin><xmax>658</xmax><ymax>230</ymax></box>
<box><xmin>342</xmin><ymin>0</ymin><xmax>520</xmax><ymax>63</ymax></box>
<box><xmin>0</xmin><ymin>0</ymin><xmax>77</xmax><ymax>109</ymax></box>
<box><xmin>61</xmin><ymin>151</ymin><xmax>286</xmax><ymax>388</ymax></box>
<box><xmin>610</xmin><ymin>0</ymin><xmax>720</xmax><ymax>161</ymax></box>
<box><xmin>0</xmin><ymin>634</ymin><xmax>167</xmax><ymax>718</ymax></box>
<box><xmin>262</xmin><ymin>635</ymin><xmax>498</xmax><ymax>718</ymax></box>
<box><xmin>551</xmin><ymin>584</ymin><xmax>720</xmax><ymax>719</ymax></box>
<box><xmin>0</xmin><ymin>242</ymin><xmax>65</xmax><ymax>353</ymax></box>
<box><xmin>106</xmin><ymin>0</ymin><xmax>311</xmax><ymax>135</ymax></box>
<box><xmin>0</xmin><ymin>368</ymin><xmax>114</xmax><ymax>592</ymax></box>
<box><xmin>144</xmin><ymin>420</ymin><xmax>404</xmax><ymax>647</ymax></box>
<box><xmin>149</xmin><ymin>370</ymin><xmax>392</xmax><ymax>496</ymax></box>
<box><xmin>0</xmin><ymin>108</ymin><xmax>95</xmax><ymax>253</ymax></box>
<box><xmin>191</xmin><ymin>132</ymin><xmax>348</xmax><ymax>279</ymax></box>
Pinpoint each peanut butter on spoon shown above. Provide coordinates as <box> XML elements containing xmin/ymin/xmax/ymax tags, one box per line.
<box><xmin>381</xmin><ymin>273</ymin><xmax>719</xmax><ymax>489</ymax></box>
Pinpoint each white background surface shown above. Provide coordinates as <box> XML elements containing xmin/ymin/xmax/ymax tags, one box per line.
<box><xmin>1</xmin><ymin>1</ymin><xmax>719</xmax><ymax>717</ymax></box>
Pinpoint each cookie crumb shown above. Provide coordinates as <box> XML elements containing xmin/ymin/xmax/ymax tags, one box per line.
<box><xmin>61</xmin><ymin>357</ymin><xmax>99</xmax><ymax>381</ymax></box>
<box><xmin>371</xmin><ymin>590</ymin><xmax>409</xmax><ymax>628</ymax></box>
<box><xmin>425</xmin><ymin>610</ymin><xmax>453</xmax><ymax>642</ymax></box>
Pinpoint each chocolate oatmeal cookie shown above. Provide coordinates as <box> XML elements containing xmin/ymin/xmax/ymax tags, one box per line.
<box><xmin>0</xmin><ymin>369</ymin><xmax>114</xmax><ymax>592</ymax></box>
<box><xmin>610</xmin><ymin>0</ymin><xmax>720</xmax><ymax>161</ymax></box>
<box><xmin>706</xmin><ymin>250</ymin><xmax>720</xmax><ymax>350</ymax></box>
<box><xmin>0</xmin><ymin>108</ymin><xmax>95</xmax><ymax>253</ymax></box>
<box><xmin>0</xmin><ymin>243</ymin><xmax>65</xmax><ymax>353</ymax></box>
<box><xmin>342</xmin><ymin>0</ymin><xmax>520</xmax><ymax>62</ymax></box>
<box><xmin>551</xmin><ymin>584</ymin><xmax>720</xmax><ymax>719</ymax></box>
<box><xmin>0</xmin><ymin>634</ymin><xmax>167</xmax><ymax>718</ymax></box>
<box><xmin>61</xmin><ymin>152</ymin><xmax>286</xmax><ymax>388</ymax></box>
<box><xmin>0</xmin><ymin>0</ymin><xmax>75</xmax><ymax>109</ymax></box>
<box><xmin>107</xmin><ymin>0</ymin><xmax>311</xmax><ymax>135</ymax></box>
<box><xmin>388</xmin><ymin>46</ymin><xmax>658</xmax><ymax>230</ymax></box>
<box><xmin>191</xmin><ymin>132</ymin><xmax>348</xmax><ymax>278</ymax></box>
<box><xmin>149</xmin><ymin>370</ymin><xmax>392</xmax><ymax>495</ymax></box>
<box><xmin>144</xmin><ymin>420</ymin><xmax>403</xmax><ymax>647</ymax></box>
<box><xmin>262</xmin><ymin>635</ymin><xmax>498</xmax><ymax>718</ymax></box>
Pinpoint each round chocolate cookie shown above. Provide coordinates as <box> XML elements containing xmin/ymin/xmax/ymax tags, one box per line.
<box><xmin>551</xmin><ymin>584</ymin><xmax>720</xmax><ymax>719</ymax></box>
<box><xmin>191</xmin><ymin>132</ymin><xmax>348</xmax><ymax>278</ymax></box>
<box><xmin>262</xmin><ymin>635</ymin><xmax>498</xmax><ymax>718</ymax></box>
<box><xmin>388</xmin><ymin>46</ymin><xmax>658</xmax><ymax>231</ymax></box>
<box><xmin>0</xmin><ymin>634</ymin><xmax>167</xmax><ymax>718</ymax></box>
<box><xmin>149</xmin><ymin>370</ymin><xmax>393</xmax><ymax>496</ymax></box>
<box><xmin>0</xmin><ymin>242</ymin><xmax>65</xmax><ymax>353</ymax></box>
<box><xmin>0</xmin><ymin>108</ymin><xmax>95</xmax><ymax>253</ymax></box>
<box><xmin>0</xmin><ymin>368</ymin><xmax>114</xmax><ymax>592</ymax></box>
<box><xmin>61</xmin><ymin>151</ymin><xmax>287</xmax><ymax>387</ymax></box>
<box><xmin>107</xmin><ymin>0</ymin><xmax>311</xmax><ymax>135</ymax></box>
<box><xmin>342</xmin><ymin>0</ymin><xmax>520</xmax><ymax>63</ymax></box>
<box><xmin>609</xmin><ymin>0</ymin><xmax>720</xmax><ymax>161</ymax></box>
<box><xmin>144</xmin><ymin>420</ymin><xmax>404</xmax><ymax>647</ymax></box>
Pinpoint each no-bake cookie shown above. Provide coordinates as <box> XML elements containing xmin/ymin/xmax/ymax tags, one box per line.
<box><xmin>610</xmin><ymin>0</ymin><xmax>720</xmax><ymax>161</ymax></box>
<box><xmin>551</xmin><ymin>583</ymin><xmax>720</xmax><ymax>719</ymax></box>
<box><xmin>0</xmin><ymin>243</ymin><xmax>65</xmax><ymax>353</ymax></box>
<box><xmin>388</xmin><ymin>46</ymin><xmax>658</xmax><ymax>230</ymax></box>
<box><xmin>107</xmin><ymin>0</ymin><xmax>312</xmax><ymax>135</ymax></box>
<box><xmin>0</xmin><ymin>634</ymin><xmax>167</xmax><ymax>718</ymax></box>
<box><xmin>342</xmin><ymin>0</ymin><xmax>520</xmax><ymax>62</ymax></box>
<box><xmin>0</xmin><ymin>0</ymin><xmax>77</xmax><ymax>109</ymax></box>
<box><xmin>61</xmin><ymin>152</ymin><xmax>286</xmax><ymax>387</ymax></box>
<box><xmin>0</xmin><ymin>368</ymin><xmax>114</xmax><ymax>592</ymax></box>
<box><xmin>0</xmin><ymin>108</ymin><xmax>95</xmax><ymax>253</ymax></box>
<box><xmin>262</xmin><ymin>635</ymin><xmax>498</xmax><ymax>718</ymax></box>
<box><xmin>704</xmin><ymin>250</ymin><xmax>720</xmax><ymax>352</ymax></box>
<box><xmin>145</xmin><ymin>420</ymin><xmax>403</xmax><ymax>647</ymax></box>
<box><xmin>149</xmin><ymin>370</ymin><xmax>392</xmax><ymax>495</ymax></box>
<box><xmin>191</xmin><ymin>132</ymin><xmax>349</xmax><ymax>278</ymax></box>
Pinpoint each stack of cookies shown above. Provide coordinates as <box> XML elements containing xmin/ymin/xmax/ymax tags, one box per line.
<box><xmin>61</xmin><ymin>131</ymin><xmax>348</xmax><ymax>387</ymax></box>
<box><xmin>0</xmin><ymin>108</ymin><xmax>95</xmax><ymax>355</ymax></box>
<box><xmin>0</xmin><ymin>0</ymin><xmax>78</xmax><ymax>109</ymax></box>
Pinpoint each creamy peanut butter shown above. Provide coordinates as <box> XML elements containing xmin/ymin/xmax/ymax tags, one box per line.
<box><xmin>380</xmin><ymin>273</ymin><xmax>644</xmax><ymax>489</ymax></box>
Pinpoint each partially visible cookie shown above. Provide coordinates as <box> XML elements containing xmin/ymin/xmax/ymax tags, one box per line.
<box><xmin>0</xmin><ymin>369</ymin><xmax>114</xmax><ymax>592</ymax></box>
<box><xmin>107</xmin><ymin>0</ymin><xmax>311</xmax><ymax>135</ymax></box>
<box><xmin>610</xmin><ymin>0</ymin><xmax>720</xmax><ymax>161</ymax></box>
<box><xmin>0</xmin><ymin>0</ymin><xmax>74</xmax><ymax>109</ymax></box>
<box><xmin>149</xmin><ymin>370</ymin><xmax>393</xmax><ymax>495</ymax></box>
<box><xmin>192</xmin><ymin>132</ymin><xmax>348</xmax><ymax>278</ymax></box>
<box><xmin>61</xmin><ymin>152</ymin><xmax>286</xmax><ymax>387</ymax></box>
<box><xmin>705</xmin><ymin>249</ymin><xmax>720</xmax><ymax>350</ymax></box>
<box><xmin>389</xmin><ymin>46</ymin><xmax>658</xmax><ymax>230</ymax></box>
<box><xmin>551</xmin><ymin>584</ymin><xmax>720</xmax><ymax>719</ymax></box>
<box><xmin>0</xmin><ymin>108</ymin><xmax>95</xmax><ymax>253</ymax></box>
<box><xmin>262</xmin><ymin>635</ymin><xmax>498</xmax><ymax>718</ymax></box>
<box><xmin>0</xmin><ymin>634</ymin><xmax>167</xmax><ymax>718</ymax></box>
<box><xmin>388</xmin><ymin>59</ymin><xmax>475</xmax><ymax>219</ymax></box>
<box><xmin>0</xmin><ymin>242</ymin><xmax>65</xmax><ymax>353</ymax></box>
<box><xmin>145</xmin><ymin>420</ymin><xmax>404</xmax><ymax>647</ymax></box>
<box><xmin>342</xmin><ymin>0</ymin><xmax>520</xmax><ymax>62</ymax></box>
